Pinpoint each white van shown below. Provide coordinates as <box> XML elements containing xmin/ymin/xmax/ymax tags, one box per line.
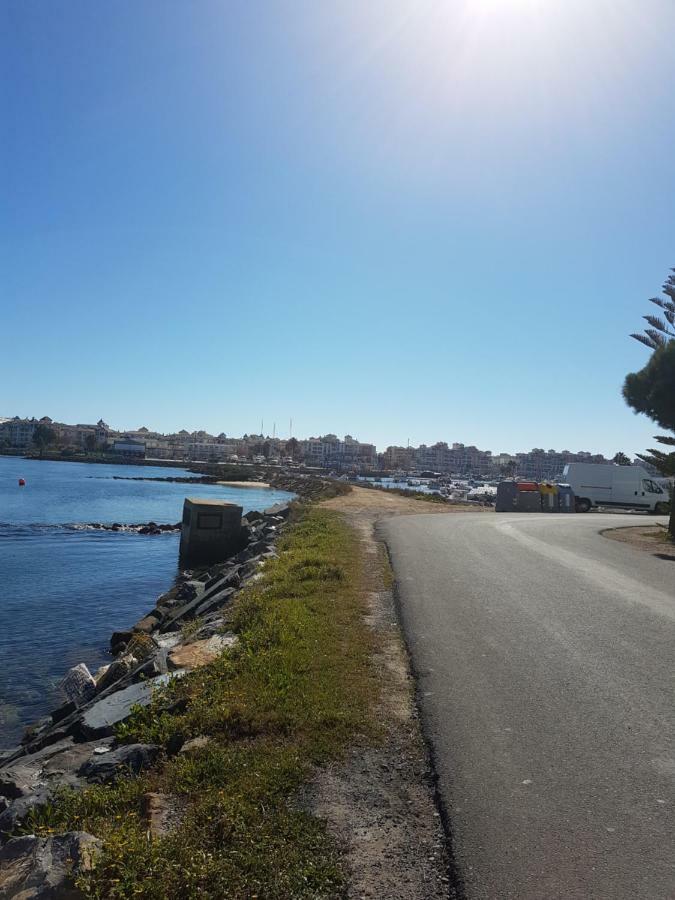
<box><xmin>562</xmin><ymin>463</ymin><xmax>669</xmax><ymax>514</ymax></box>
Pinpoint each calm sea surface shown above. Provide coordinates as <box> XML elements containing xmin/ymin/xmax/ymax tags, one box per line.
<box><xmin>0</xmin><ymin>457</ymin><xmax>293</xmax><ymax>746</ymax></box>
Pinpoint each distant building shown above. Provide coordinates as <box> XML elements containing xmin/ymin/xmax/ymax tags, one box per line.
<box><xmin>0</xmin><ymin>412</ymin><xmax>620</xmax><ymax>478</ymax></box>
<box><xmin>300</xmin><ymin>435</ymin><xmax>377</xmax><ymax>471</ymax></box>
<box><xmin>112</xmin><ymin>438</ymin><xmax>145</xmax><ymax>457</ymax></box>
<box><xmin>0</xmin><ymin>417</ymin><xmax>38</xmax><ymax>447</ymax></box>
<box><xmin>49</xmin><ymin>418</ymin><xmax>112</xmax><ymax>450</ymax></box>
<box><xmin>382</xmin><ymin>445</ymin><xmax>415</xmax><ymax>470</ymax></box>
<box><xmin>514</xmin><ymin>448</ymin><xmax>609</xmax><ymax>481</ymax></box>
<box><xmin>376</xmin><ymin>442</ymin><xmax>612</xmax><ymax>478</ymax></box>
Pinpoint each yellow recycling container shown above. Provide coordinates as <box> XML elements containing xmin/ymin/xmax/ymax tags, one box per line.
<box><xmin>539</xmin><ymin>481</ymin><xmax>559</xmax><ymax>512</ymax></box>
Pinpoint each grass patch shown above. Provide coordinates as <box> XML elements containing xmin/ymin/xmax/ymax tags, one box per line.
<box><xmin>27</xmin><ymin>507</ymin><xmax>376</xmax><ymax>899</ymax></box>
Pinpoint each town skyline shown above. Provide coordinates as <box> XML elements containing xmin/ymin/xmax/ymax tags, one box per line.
<box><xmin>0</xmin><ymin>412</ymin><xmax>641</xmax><ymax>464</ymax></box>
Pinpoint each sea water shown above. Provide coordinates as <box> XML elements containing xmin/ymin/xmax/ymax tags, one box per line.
<box><xmin>0</xmin><ymin>456</ymin><xmax>293</xmax><ymax>746</ymax></box>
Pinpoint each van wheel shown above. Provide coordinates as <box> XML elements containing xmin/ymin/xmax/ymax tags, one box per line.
<box><xmin>575</xmin><ymin>498</ymin><xmax>591</xmax><ymax>513</ymax></box>
<box><xmin>654</xmin><ymin>502</ymin><xmax>670</xmax><ymax>516</ymax></box>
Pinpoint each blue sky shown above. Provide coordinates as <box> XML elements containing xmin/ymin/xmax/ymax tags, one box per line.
<box><xmin>2</xmin><ymin>0</ymin><xmax>674</xmax><ymax>455</ymax></box>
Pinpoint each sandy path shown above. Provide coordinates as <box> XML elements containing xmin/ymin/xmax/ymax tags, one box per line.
<box><xmin>322</xmin><ymin>483</ymin><xmax>488</xmax><ymax>517</ymax></box>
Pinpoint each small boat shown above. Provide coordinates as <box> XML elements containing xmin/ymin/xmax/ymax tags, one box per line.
<box><xmin>18</xmin><ymin>478</ymin><xmax>26</xmax><ymax>487</ymax></box>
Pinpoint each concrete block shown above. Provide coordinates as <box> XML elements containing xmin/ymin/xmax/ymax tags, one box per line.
<box><xmin>179</xmin><ymin>498</ymin><xmax>245</xmax><ymax>564</ymax></box>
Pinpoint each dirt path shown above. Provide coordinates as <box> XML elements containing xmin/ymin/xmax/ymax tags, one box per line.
<box><xmin>302</xmin><ymin>487</ymin><xmax>470</xmax><ymax>899</ymax></box>
<box><xmin>322</xmin><ymin>484</ymin><xmax>486</xmax><ymax>518</ymax></box>
<box><xmin>602</xmin><ymin>523</ymin><xmax>675</xmax><ymax>560</ymax></box>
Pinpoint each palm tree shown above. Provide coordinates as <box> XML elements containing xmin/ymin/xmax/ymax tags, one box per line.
<box><xmin>631</xmin><ymin>269</ymin><xmax>675</xmax><ymax>349</ymax></box>
<box><xmin>32</xmin><ymin>424</ymin><xmax>57</xmax><ymax>459</ymax></box>
<box><xmin>286</xmin><ymin>437</ymin><xmax>300</xmax><ymax>460</ymax></box>
<box><xmin>500</xmin><ymin>460</ymin><xmax>517</xmax><ymax>478</ymax></box>
<box><xmin>623</xmin><ymin>341</ymin><xmax>675</xmax><ymax>507</ymax></box>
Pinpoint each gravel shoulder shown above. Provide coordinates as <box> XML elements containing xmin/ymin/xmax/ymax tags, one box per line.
<box><xmin>304</xmin><ymin>487</ymin><xmax>470</xmax><ymax>899</ymax></box>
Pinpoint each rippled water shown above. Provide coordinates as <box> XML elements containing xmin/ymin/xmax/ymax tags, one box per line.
<box><xmin>0</xmin><ymin>457</ymin><xmax>293</xmax><ymax>746</ymax></box>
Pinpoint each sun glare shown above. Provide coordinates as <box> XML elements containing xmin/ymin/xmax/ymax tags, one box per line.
<box><xmin>474</xmin><ymin>0</ymin><xmax>547</xmax><ymax>10</ymax></box>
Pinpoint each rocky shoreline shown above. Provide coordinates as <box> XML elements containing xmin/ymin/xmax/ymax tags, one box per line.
<box><xmin>0</xmin><ymin>501</ymin><xmax>292</xmax><ymax>895</ymax></box>
<box><xmin>110</xmin><ymin>474</ymin><xmax>221</xmax><ymax>484</ymax></box>
<box><xmin>82</xmin><ymin>520</ymin><xmax>181</xmax><ymax>534</ymax></box>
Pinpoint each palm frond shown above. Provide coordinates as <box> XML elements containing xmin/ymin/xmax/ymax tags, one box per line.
<box><xmin>638</xmin><ymin>447</ymin><xmax>675</xmax><ymax>476</ymax></box>
<box><xmin>643</xmin><ymin>314</ymin><xmax>668</xmax><ymax>332</ymax></box>
<box><xmin>630</xmin><ymin>332</ymin><xmax>659</xmax><ymax>349</ymax></box>
<box><xmin>636</xmin><ymin>452</ymin><xmax>661</xmax><ymax>468</ymax></box>
<box><xmin>631</xmin><ymin>268</ymin><xmax>675</xmax><ymax>349</ymax></box>
<box><xmin>645</xmin><ymin>328</ymin><xmax>668</xmax><ymax>347</ymax></box>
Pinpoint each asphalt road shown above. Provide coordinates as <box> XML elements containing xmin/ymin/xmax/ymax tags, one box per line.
<box><xmin>381</xmin><ymin>512</ymin><xmax>674</xmax><ymax>900</ymax></box>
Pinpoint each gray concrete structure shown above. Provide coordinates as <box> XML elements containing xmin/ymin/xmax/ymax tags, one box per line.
<box><xmin>179</xmin><ymin>498</ymin><xmax>244</xmax><ymax>564</ymax></box>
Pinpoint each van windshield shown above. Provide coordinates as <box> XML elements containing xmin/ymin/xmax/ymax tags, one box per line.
<box><xmin>642</xmin><ymin>479</ymin><xmax>663</xmax><ymax>494</ymax></box>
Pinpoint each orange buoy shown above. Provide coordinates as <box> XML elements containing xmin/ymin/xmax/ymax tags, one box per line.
<box><xmin>18</xmin><ymin>478</ymin><xmax>26</xmax><ymax>486</ymax></box>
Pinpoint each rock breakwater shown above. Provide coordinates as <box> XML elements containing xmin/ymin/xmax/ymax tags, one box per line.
<box><xmin>82</xmin><ymin>521</ymin><xmax>181</xmax><ymax>534</ymax></box>
<box><xmin>111</xmin><ymin>475</ymin><xmax>220</xmax><ymax>484</ymax></box>
<box><xmin>0</xmin><ymin>502</ymin><xmax>291</xmax><ymax>893</ymax></box>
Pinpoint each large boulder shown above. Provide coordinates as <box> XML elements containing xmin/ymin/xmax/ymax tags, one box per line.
<box><xmin>183</xmin><ymin>616</ymin><xmax>226</xmax><ymax>642</ymax></box>
<box><xmin>193</xmin><ymin>587</ymin><xmax>236</xmax><ymax>620</ymax></box>
<box><xmin>246</xmin><ymin>539</ymin><xmax>269</xmax><ymax>556</ymax></box>
<box><xmin>0</xmin><ymin>789</ymin><xmax>51</xmax><ymax>840</ymax></box>
<box><xmin>0</xmin><ymin>831</ymin><xmax>101</xmax><ymax>898</ymax></box>
<box><xmin>174</xmin><ymin>582</ymin><xmax>199</xmax><ymax>603</ymax></box>
<box><xmin>15</xmin><ymin>727</ymin><xmax>74</xmax><ymax>762</ymax></box>
<box><xmin>0</xmin><ymin>766</ymin><xmax>34</xmax><ymax>801</ymax></box>
<box><xmin>18</xmin><ymin>720</ymin><xmax>48</xmax><ymax>749</ymax></box>
<box><xmin>93</xmin><ymin>657</ymin><xmax>133</xmax><ymax>694</ymax></box>
<box><xmin>263</xmin><ymin>502</ymin><xmax>290</xmax><ymax>518</ymax></box>
<box><xmin>40</xmin><ymin>740</ymin><xmax>113</xmax><ymax>790</ymax></box>
<box><xmin>77</xmin><ymin>673</ymin><xmax>185</xmax><ymax>739</ymax></box>
<box><xmin>50</xmin><ymin>703</ymin><xmax>76</xmax><ymax>727</ymax></box>
<box><xmin>0</xmin><ymin>736</ymin><xmax>99</xmax><ymax>802</ymax></box>
<box><xmin>131</xmin><ymin>612</ymin><xmax>162</xmax><ymax>635</ymax></box>
<box><xmin>154</xmin><ymin>633</ymin><xmax>181</xmax><ymax>652</ymax></box>
<box><xmin>197</xmin><ymin>568</ymin><xmax>240</xmax><ymax>604</ymax></box>
<box><xmin>158</xmin><ymin>577</ymin><xmax>236</xmax><ymax>631</ymax></box>
<box><xmin>109</xmin><ymin>630</ymin><xmax>134</xmax><ymax>655</ymax></box>
<box><xmin>78</xmin><ymin>744</ymin><xmax>160</xmax><ymax>785</ymax></box>
<box><xmin>158</xmin><ymin>594</ymin><xmax>206</xmax><ymax>632</ymax></box>
<box><xmin>168</xmin><ymin>633</ymin><xmax>237</xmax><ymax>671</ymax></box>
